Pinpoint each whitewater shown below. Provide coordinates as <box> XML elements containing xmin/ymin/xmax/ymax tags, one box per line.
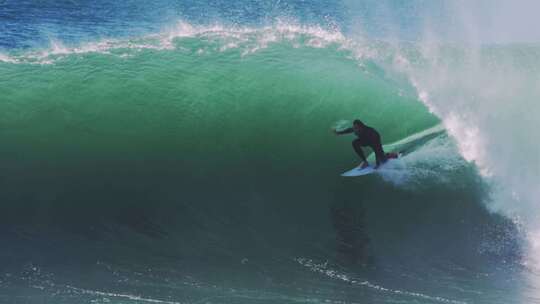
<box><xmin>1</xmin><ymin>1</ymin><xmax>539</xmax><ymax>303</ymax></box>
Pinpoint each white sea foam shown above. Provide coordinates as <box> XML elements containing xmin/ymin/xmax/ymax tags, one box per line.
<box><xmin>377</xmin><ymin>129</ymin><xmax>468</xmax><ymax>187</ymax></box>
<box><xmin>0</xmin><ymin>20</ymin><xmax>354</xmax><ymax>65</ymax></box>
<box><xmin>66</xmin><ymin>285</ymin><xmax>185</xmax><ymax>304</ymax></box>
<box><xmin>391</xmin><ymin>38</ymin><xmax>540</xmax><ymax>273</ymax></box>
<box><xmin>0</xmin><ymin>52</ymin><xmax>18</xmax><ymax>63</ymax></box>
<box><xmin>296</xmin><ymin>258</ymin><xmax>467</xmax><ymax>304</ymax></box>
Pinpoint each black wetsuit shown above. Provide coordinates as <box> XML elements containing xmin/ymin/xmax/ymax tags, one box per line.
<box><xmin>337</xmin><ymin>125</ymin><xmax>387</xmax><ymax>166</ymax></box>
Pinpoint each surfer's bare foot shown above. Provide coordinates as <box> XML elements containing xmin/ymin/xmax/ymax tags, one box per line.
<box><xmin>360</xmin><ymin>162</ymin><xmax>369</xmax><ymax>169</ymax></box>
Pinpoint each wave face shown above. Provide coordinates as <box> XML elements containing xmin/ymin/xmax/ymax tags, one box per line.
<box><xmin>1</xmin><ymin>1</ymin><xmax>539</xmax><ymax>304</ymax></box>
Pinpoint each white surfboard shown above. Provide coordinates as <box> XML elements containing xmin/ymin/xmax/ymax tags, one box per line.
<box><xmin>341</xmin><ymin>153</ymin><xmax>401</xmax><ymax>177</ymax></box>
<box><xmin>341</xmin><ymin>165</ymin><xmax>377</xmax><ymax>177</ymax></box>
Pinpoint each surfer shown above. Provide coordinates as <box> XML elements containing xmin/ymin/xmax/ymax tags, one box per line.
<box><xmin>334</xmin><ymin>119</ymin><xmax>389</xmax><ymax>169</ymax></box>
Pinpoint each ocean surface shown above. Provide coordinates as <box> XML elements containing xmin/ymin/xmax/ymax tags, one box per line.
<box><xmin>1</xmin><ymin>1</ymin><xmax>540</xmax><ymax>303</ymax></box>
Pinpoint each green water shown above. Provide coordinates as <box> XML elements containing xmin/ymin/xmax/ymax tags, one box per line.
<box><xmin>0</xmin><ymin>30</ymin><xmax>529</xmax><ymax>304</ymax></box>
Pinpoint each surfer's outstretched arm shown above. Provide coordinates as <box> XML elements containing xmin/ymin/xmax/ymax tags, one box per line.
<box><xmin>334</xmin><ymin>127</ymin><xmax>354</xmax><ymax>135</ymax></box>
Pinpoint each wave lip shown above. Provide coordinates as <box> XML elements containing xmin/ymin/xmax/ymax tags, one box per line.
<box><xmin>0</xmin><ymin>19</ymin><xmax>375</xmax><ymax>65</ymax></box>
